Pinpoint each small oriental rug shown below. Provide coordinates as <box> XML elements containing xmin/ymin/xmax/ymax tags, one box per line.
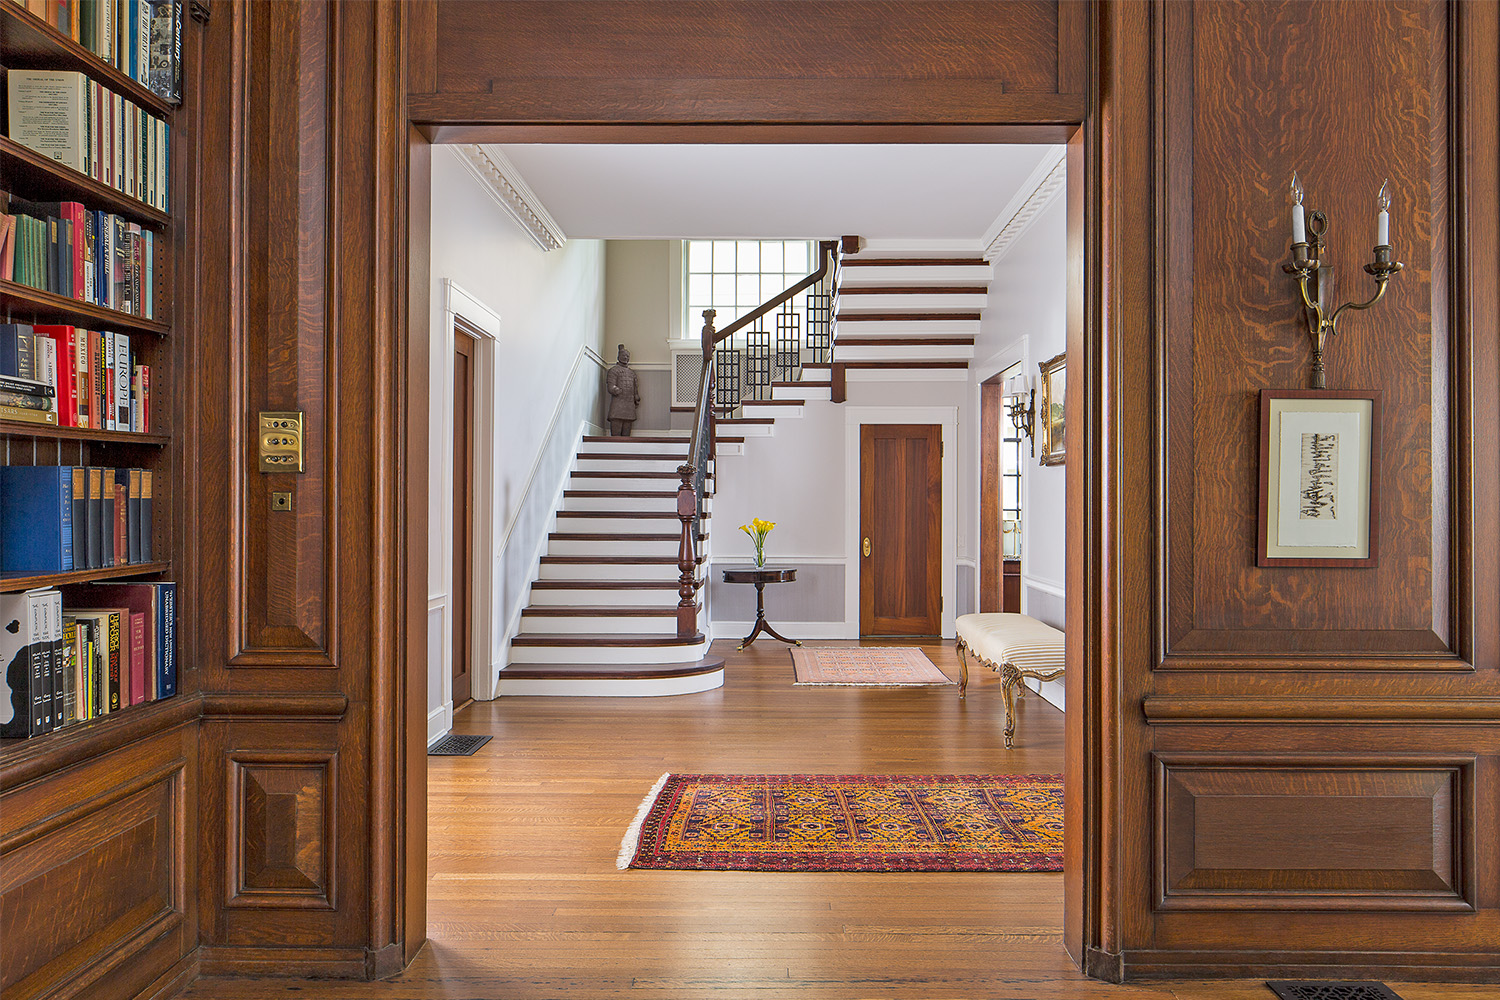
<box><xmin>618</xmin><ymin>773</ymin><xmax>1063</xmax><ymax>872</ymax></box>
<box><xmin>790</xmin><ymin>646</ymin><xmax>953</xmax><ymax>687</ymax></box>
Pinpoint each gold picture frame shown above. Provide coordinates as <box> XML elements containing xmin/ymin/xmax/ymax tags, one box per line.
<box><xmin>1038</xmin><ymin>352</ymin><xmax>1066</xmax><ymax>466</ymax></box>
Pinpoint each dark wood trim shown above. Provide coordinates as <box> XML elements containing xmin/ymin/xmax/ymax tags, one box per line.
<box><xmin>837</xmin><ymin>312</ymin><xmax>982</xmax><ymax>322</ymax></box>
<box><xmin>0</xmin><ymin>693</ymin><xmax>200</xmax><ymax>789</ymax></box>
<box><xmin>0</xmin><ymin>136</ymin><xmax>173</xmax><ymax>227</ymax></box>
<box><xmin>980</xmin><ymin>377</ymin><xmax>1003</xmax><ymax>613</ymax></box>
<box><xmin>1143</xmin><ymin>697</ymin><xmax>1500</xmax><ymax>723</ymax></box>
<box><xmin>0</xmin><ymin>560</ymin><xmax>172</xmax><ymax>594</ymax></box>
<box><xmin>499</xmin><ymin>657</ymin><xmax>725</xmax><ymax>682</ymax></box>
<box><xmin>840</xmin><ymin>257</ymin><xmax>988</xmax><ymax>267</ymax></box>
<box><xmin>421</xmin><ymin>123</ymin><xmax>1080</xmax><ymax>145</ymax></box>
<box><xmin>0</xmin><ymin>422</ymin><xmax>171</xmax><ymax>446</ymax></box>
<box><xmin>840</xmin><ymin>285</ymin><xmax>989</xmax><ymax>295</ymax></box>
<box><xmin>0</xmin><ymin>279</ymin><xmax>173</xmax><ymax>336</ymax></box>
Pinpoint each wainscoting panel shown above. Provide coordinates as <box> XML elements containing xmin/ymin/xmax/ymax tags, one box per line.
<box><xmin>1155</xmin><ymin>755</ymin><xmax>1473</xmax><ymax>910</ymax></box>
<box><xmin>226</xmin><ymin>751</ymin><xmax>338</xmax><ymax>909</ymax></box>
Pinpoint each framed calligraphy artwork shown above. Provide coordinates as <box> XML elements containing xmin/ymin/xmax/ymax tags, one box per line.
<box><xmin>1258</xmin><ymin>389</ymin><xmax>1381</xmax><ymax>568</ymax></box>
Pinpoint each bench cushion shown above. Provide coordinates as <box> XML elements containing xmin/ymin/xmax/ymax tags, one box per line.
<box><xmin>956</xmin><ymin>612</ymin><xmax>1064</xmax><ymax>674</ymax></box>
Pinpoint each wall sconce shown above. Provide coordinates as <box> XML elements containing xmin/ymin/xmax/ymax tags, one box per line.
<box><xmin>1005</xmin><ymin>378</ymin><xmax>1036</xmax><ymax>457</ymax></box>
<box><xmin>1282</xmin><ymin>173</ymin><xmax>1404</xmax><ymax>389</ymax></box>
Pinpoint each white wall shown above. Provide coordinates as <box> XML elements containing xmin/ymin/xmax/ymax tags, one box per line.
<box><xmin>602</xmin><ymin>240</ymin><xmax>678</xmax><ymax>430</ymax></box>
<box><xmin>971</xmin><ymin>189</ymin><xmax>1068</xmax><ymax>709</ymax></box>
<box><xmin>428</xmin><ymin>145</ymin><xmax>607</xmax><ymax>742</ymax></box>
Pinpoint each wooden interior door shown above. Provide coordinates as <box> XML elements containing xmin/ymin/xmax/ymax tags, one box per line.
<box><xmin>451</xmin><ymin>329</ymin><xmax>476</xmax><ymax>707</ymax></box>
<box><xmin>859</xmin><ymin>424</ymin><xmax>942</xmax><ymax>635</ymax></box>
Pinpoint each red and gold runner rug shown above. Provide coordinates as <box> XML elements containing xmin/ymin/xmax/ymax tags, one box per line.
<box><xmin>618</xmin><ymin>773</ymin><xmax>1063</xmax><ymax>872</ymax></box>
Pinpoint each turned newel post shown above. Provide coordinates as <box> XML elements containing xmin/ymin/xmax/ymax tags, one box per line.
<box><xmin>675</xmin><ymin>463</ymin><xmax>699</xmax><ymax>638</ymax></box>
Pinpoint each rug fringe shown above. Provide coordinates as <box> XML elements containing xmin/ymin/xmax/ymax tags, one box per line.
<box><xmin>617</xmin><ymin>771</ymin><xmax>670</xmax><ymax>870</ymax></box>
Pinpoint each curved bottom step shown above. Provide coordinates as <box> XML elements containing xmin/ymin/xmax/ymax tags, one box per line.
<box><xmin>496</xmin><ymin>656</ymin><xmax>725</xmax><ymax>697</ymax></box>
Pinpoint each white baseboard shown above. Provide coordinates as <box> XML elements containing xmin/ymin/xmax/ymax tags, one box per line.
<box><xmin>1025</xmin><ymin>677</ymin><xmax>1066</xmax><ymax>712</ymax></box>
<box><xmin>427</xmin><ymin>702</ymin><xmax>453</xmax><ymax>746</ymax></box>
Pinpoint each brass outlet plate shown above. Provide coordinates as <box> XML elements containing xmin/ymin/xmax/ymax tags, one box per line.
<box><xmin>270</xmin><ymin>491</ymin><xmax>293</xmax><ymax>511</ymax></box>
<box><xmin>259</xmin><ymin>411</ymin><xmax>305</xmax><ymax>473</ymax></box>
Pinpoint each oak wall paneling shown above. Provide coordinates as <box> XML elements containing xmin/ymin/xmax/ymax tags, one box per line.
<box><xmin>1091</xmin><ymin>0</ymin><xmax>1499</xmax><ymax>980</ymax></box>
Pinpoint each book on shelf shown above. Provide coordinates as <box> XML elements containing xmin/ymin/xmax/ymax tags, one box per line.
<box><xmin>1</xmin><ymin>324</ymin><xmax>153</xmax><ymax>430</ymax></box>
<box><xmin>2</xmin><ymin>193</ymin><xmax>161</xmax><ymax>319</ymax></box>
<box><xmin>1</xmin><ymin>580</ymin><xmax>176</xmax><ymax>739</ymax></box>
<box><xmin>5</xmin><ymin>70</ymin><xmax>172</xmax><ymax>212</ymax></box>
<box><xmin>0</xmin><ymin>464</ymin><xmax>154</xmax><ymax>574</ymax></box>
<box><xmin>3</xmin><ymin>0</ymin><xmax>183</xmax><ymax>103</ymax></box>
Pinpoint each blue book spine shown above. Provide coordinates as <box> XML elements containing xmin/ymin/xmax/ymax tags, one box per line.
<box><xmin>155</xmin><ymin>582</ymin><xmax>175</xmax><ymax>697</ymax></box>
<box><xmin>0</xmin><ymin>467</ymin><xmax>73</xmax><ymax>574</ymax></box>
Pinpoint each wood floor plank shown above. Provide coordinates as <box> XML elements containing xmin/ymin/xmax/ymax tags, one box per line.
<box><xmin>182</xmin><ymin>638</ymin><xmax>1474</xmax><ymax>999</ymax></box>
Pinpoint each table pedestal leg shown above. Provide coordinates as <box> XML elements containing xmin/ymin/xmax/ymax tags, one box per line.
<box><xmin>737</xmin><ymin>581</ymin><xmax>802</xmax><ymax>650</ymax></box>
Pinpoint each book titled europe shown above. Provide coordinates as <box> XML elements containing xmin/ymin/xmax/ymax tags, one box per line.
<box><xmin>0</xmin><ymin>466</ymin><xmax>74</xmax><ymax>575</ymax></box>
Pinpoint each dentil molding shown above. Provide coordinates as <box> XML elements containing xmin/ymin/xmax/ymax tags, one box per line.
<box><xmin>455</xmin><ymin>144</ymin><xmax>567</xmax><ymax>252</ymax></box>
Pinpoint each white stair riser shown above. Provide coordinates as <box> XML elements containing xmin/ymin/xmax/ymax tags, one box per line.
<box><xmin>715</xmin><ymin>422</ymin><xmax>774</xmax><ymax>436</ymax></box>
<box><xmin>581</xmin><ymin>438</ymin><xmax>688</xmax><ymax>455</ymax></box>
<box><xmin>713</xmin><ymin>442</ymin><xmax>746</xmax><ymax>457</ymax></box>
<box><xmin>569</xmin><ymin>476</ymin><xmax>686</xmax><ymax>493</ymax></box>
<box><xmin>539</xmin><ymin>561</ymin><xmax>682</xmax><ymax>581</ymax></box>
<box><xmin>840</xmin><ymin>264</ymin><xmax>992</xmax><ymax>285</ymax></box>
<box><xmin>574</xmin><ymin>457</ymin><xmax>685</xmax><ymax>474</ymax></box>
<box><xmin>554</xmin><ymin>515</ymin><xmax>708</xmax><ymax>534</ymax></box>
<box><xmin>527</xmin><ymin>587</ymin><xmax>683</xmax><ymax>607</ymax></box>
<box><xmin>770</xmin><ymin>385</ymin><xmax>831</xmax><ymax>402</ymax></box>
<box><xmin>834</xmin><ymin>344</ymin><xmax>975</xmax><ymax>362</ymax></box>
<box><xmin>834</xmin><ymin>318</ymin><xmax>981</xmax><ymax>335</ymax></box>
<box><xmin>563</xmin><ymin>494</ymin><xmax>678</xmax><ymax>512</ymax></box>
<box><xmin>519</xmin><ymin>614</ymin><xmax>683</xmax><ymax>634</ymax></box>
<box><xmin>838</xmin><ymin>292</ymin><xmax>987</xmax><ymax>310</ymax></box>
<box><xmin>547</xmin><ymin>537</ymin><xmax>684</xmax><ymax>557</ymax></box>
<box><xmin>496</xmin><ymin>668</ymin><xmax>724</xmax><ymax>697</ymax></box>
<box><xmin>507</xmin><ymin>639</ymin><xmax>712</xmax><ymax>665</ymax></box>
<box><xmin>739</xmin><ymin>403</ymin><xmax>802</xmax><ymax>421</ymax></box>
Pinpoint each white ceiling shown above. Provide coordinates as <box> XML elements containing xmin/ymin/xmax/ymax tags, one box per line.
<box><xmin>491</xmin><ymin>144</ymin><xmax>1060</xmax><ymax>242</ymax></box>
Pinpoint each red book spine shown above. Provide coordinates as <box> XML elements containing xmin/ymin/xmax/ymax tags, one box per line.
<box><xmin>64</xmin><ymin>203</ymin><xmax>86</xmax><ymax>302</ymax></box>
<box><xmin>32</xmin><ymin>326</ymin><xmax>76</xmax><ymax>427</ymax></box>
<box><xmin>114</xmin><ymin>482</ymin><xmax>127</xmax><ymax>566</ymax></box>
<box><xmin>129</xmin><ymin>612</ymin><xmax>146</xmax><ymax>705</ymax></box>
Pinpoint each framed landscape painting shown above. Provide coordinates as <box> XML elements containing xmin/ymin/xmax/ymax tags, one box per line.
<box><xmin>1257</xmin><ymin>389</ymin><xmax>1381</xmax><ymax>568</ymax></box>
<box><xmin>1038</xmin><ymin>352</ymin><xmax>1066</xmax><ymax>467</ymax></box>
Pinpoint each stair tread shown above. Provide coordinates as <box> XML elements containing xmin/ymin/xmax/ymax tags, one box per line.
<box><xmin>557</xmin><ymin>510</ymin><xmax>711</xmax><ymax>519</ymax></box>
<box><xmin>530</xmin><ymin>579</ymin><xmax>689</xmax><ymax>589</ymax></box>
<box><xmin>512</xmin><ymin>632</ymin><xmax>707</xmax><ymax>647</ymax></box>
<box><xmin>501</xmin><ymin>656</ymin><xmax>724</xmax><ymax>680</ymax></box>
<box><xmin>834</xmin><ymin>336</ymin><xmax>976</xmax><ymax>346</ymax></box>
<box><xmin>541</xmin><ymin>555</ymin><xmax>684</xmax><ymax>564</ymax></box>
<box><xmin>716</xmin><ymin>418</ymin><xmax>774</xmax><ymax>425</ymax></box>
<box><xmin>522</xmin><ymin>605</ymin><xmax>688</xmax><ymax>616</ymax></box>
<box><xmin>548</xmin><ymin>532</ymin><xmax>683</xmax><ymax>541</ymax></box>
<box><xmin>739</xmin><ymin>399</ymin><xmax>805</xmax><ymax>406</ymax></box>
<box><xmin>771</xmin><ymin>380</ymin><xmax>831</xmax><ymax>388</ymax></box>
<box><xmin>840</xmin><ymin>284</ymin><xmax>988</xmax><ymax>294</ymax></box>
<box><xmin>841</xmin><ymin>257</ymin><xmax>988</xmax><ymax>267</ymax></box>
<box><xmin>838</xmin><ymin>312</ymin><xmax>982</xmax><ymax>321</ymax></box>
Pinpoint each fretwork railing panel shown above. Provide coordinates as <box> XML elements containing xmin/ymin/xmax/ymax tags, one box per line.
<box><xmin>744</xmin><ymin>326</ymin><xmax>772</xmax><ymax>401</ymax></box>
<box><xmin>714</xmin><ymin>346</ymin><xmax>742</xmax><ymax>417</ymax></box>
<box><xmin>775</xmin><ymin>305</ymin><xmax>801</xmax><ymax>383</ymax></box>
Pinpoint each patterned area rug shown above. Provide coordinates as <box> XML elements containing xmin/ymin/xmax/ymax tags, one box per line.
<box><xmin>619</xmin><ymin>773</ymin><xmax>1063</xmax><ymax>872</ymax></box>
<box><xmin>790</xmin><ymin>646</ymin><xmax>953</xmax><ymax>686</ymax></box>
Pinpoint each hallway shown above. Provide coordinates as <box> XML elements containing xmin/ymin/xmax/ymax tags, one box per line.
<box><xmin>187</xmin><ymin>640</ymin><xmax>1489</xmax><ymax>999</ymax></box>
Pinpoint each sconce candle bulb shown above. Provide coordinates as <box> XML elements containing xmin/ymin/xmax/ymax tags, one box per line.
<box><xmin>1290</xmin><ymin>171</ymin><xmax>1306</xmax><ymax>244</ymax></box>
<box><xmin>1282</xmin><ymin>175</ymin><xmax>1403</xmax><ymax>389</ymax></box>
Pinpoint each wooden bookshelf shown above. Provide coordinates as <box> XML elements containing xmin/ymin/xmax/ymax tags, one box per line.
<box><xmin>0</xmin><ymin>560</ymin><xmax>169</xmax><ymax>594</ymax></box>
<box><xmin>0</xmin><ymin>0</ymin><xmax>176</xmax><ymax>117</ymax></box>
<box><xmin>0</xmin><ymin>420</ymin><xmax>168</xmax><ymax>445</ymax></box>
<box><xmin>0</xmin><ymin>279</ymin><xmax>171</xmax><ymax>335</ymax></box>
<box><xmin>0</xmin><ymin>136</ymin><xmax>172</xmax><ymax>228</ymax></box>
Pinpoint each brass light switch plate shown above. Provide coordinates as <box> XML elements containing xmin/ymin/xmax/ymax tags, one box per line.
<box><xmin>259</xmin><ymin>411</ymin><xmax>305</xmax><ymax>473</ymax></box>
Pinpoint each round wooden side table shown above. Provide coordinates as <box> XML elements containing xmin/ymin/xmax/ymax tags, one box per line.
<box><xmin>721</xmin><ymin>567</ymin><xmax>802</xmax><ymax>650</ymax></box>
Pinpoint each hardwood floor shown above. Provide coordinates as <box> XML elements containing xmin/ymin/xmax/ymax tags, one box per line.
<box><xmin>184</xmin><ymin>639</ymin><xmax>1491</xmax><ymax>999</ymax></box>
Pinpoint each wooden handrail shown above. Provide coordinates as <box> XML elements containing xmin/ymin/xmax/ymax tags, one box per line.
<box><xmin>710</xmin><ymin>240</ymin><xmax>840</xmax><ymax>346</ymax></box>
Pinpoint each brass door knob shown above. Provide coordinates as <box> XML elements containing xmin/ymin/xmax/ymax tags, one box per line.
<box><xmin>862</xmin><ymin>537</ymin><xmax>871</xmax><ymax>557</ymax></box>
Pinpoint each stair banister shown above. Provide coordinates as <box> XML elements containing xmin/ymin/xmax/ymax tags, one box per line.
<box><xmin>673</xmin><ymin>238</ymin><xmax>854</xmax><ymax>639</ymax></box>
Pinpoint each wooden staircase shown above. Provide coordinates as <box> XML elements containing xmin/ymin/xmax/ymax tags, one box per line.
<box><xmin>499</xmin><ymin>433</ymin><xmax>724</xmax><ymax>696</ymax></box>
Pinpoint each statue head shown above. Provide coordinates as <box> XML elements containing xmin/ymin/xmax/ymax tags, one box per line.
<box><xmin>616</xmin><ymin>344</ymin><xmax>631</xmax><ymax>365</ymax></box>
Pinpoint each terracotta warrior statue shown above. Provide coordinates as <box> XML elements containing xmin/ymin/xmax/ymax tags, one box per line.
<box><xmin>605</xmin><ymin>344</ymin><xmax>640</xmax><ymax>437</ymax></box>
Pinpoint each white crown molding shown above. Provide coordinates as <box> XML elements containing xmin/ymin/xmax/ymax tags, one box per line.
<box><xmin>981</xmin><ymin>147</ymin><xmax>1067</xmax><ymax>263</ymax></box>
<box><xmin>454</xmin><ymin>144</ymin><xmax>567</xmax><ymax>252</ymax></box>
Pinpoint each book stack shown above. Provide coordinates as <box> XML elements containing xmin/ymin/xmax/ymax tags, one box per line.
<box><xmin>6</xmin><ymin>69</ymin><xmax>171</xmax><ymax>211</ymax></box>
<box><xmin>1</xmin><ymin>193</ymin><xmax>160</xmax><ymax>318</ymax></box>
<box><xmin>1</xmin><ymin>324</ymin><xmax>152</xmax><ymax>430</ymax></box>
<box><xmin>0</xmin><ymin>465</ymin><xmax>155</xmax><ymax>574</ymax></box>
<box><xmin>4</xmin><ymin>0</ymin><xmax>182</xmax><ymax>105</ymax></box>
<box><xmin>0</xmin><ymin>581</ymin><xmax>177</xmax><ymax>739</ymax></box>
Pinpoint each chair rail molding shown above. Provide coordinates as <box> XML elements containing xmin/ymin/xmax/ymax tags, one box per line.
<box><xmin>982</xmin><ymin>146</ymin><xmax>1067</xmax><ymax>262</ymax></box>
<box><xmin>453</xmin><ymin>144</ymin><xmax>566</xmax><ymax>252</ymax></box>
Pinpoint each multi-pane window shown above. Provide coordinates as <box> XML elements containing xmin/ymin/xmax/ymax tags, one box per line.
<box><xmin>999</xmin><ymin>362</ymin><xmax>1025</xmax><ymax>557</ymax></box>
<box><xmin>684</xmin><ymin>240</ymin><xmax>814</xmax><ymax>338</ymax></box>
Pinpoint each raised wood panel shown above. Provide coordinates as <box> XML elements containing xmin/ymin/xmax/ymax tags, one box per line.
<box><xmin>1156</xmin><ymin>756</ymin><xmax>1472</xmax><ymax>910</ymax></box>
<box><xmin>230</xmin><ymin>0</ymin><xmax>334</xmax><ymax>666</ymax></box>
<box><xmin>227</xmin><ymin>751</ymin><xmax>336</xmax><ymax>909</ymax></box>
<box><xmin>1160</xmin><ymin>0</ymin><xmax>1465</xmax><ymax>665</ymax></box>
<box><xmin>409</xmin><ymin>0</ymin><xmax>1087</xmax><ymax>132</ymax></box>
<box><xmin>0</xmin><ymin>724</ymin><xmax>194</xmax><ymax>1000</ymax></box>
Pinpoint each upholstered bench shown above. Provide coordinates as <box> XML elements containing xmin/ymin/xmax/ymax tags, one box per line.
<box><xmin>955</xmin><ymin>613</ymin><xmax>1065</xmax><ymax>749</ymax></box>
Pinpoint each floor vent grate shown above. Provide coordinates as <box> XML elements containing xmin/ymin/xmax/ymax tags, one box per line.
<box><xmin>428</xmin><ymin>734</ymin><xmax>492</xmax><ymax>757</ymax></box>
<box><xmin>1268</xmin><ymin>983</ymin><xmax>1405</xmax><ymax>1000</ymax></box>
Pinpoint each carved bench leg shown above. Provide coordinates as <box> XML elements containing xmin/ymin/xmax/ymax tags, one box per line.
<box><xmin>957</xmin><ymin>640</ymin><xmax>969</xmax><ymax>698</ymax></box>
<box><xmin>1000</xmin><ymin>663</ymin><xmax>1023</xmax><ymax>749</ymax></box>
